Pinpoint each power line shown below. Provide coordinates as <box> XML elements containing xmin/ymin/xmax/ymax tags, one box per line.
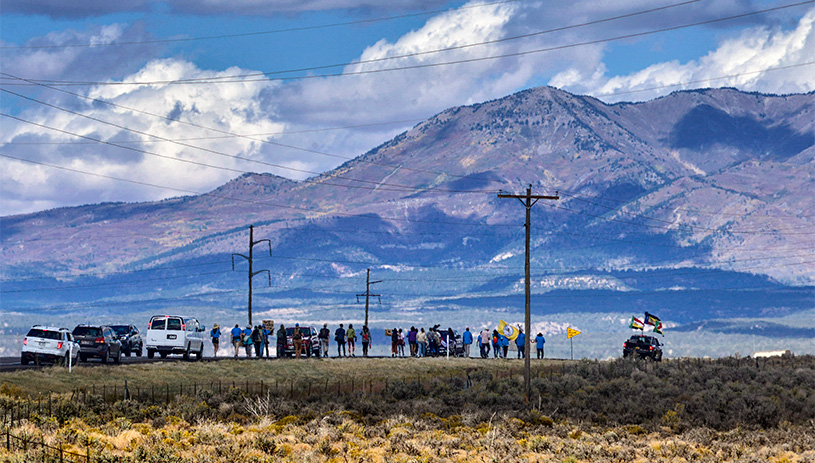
<box><xmin>0</xmin><ymin>0</ymin><xmax>522</xmax><ymax>50</ymax></box>
<box><xmin>8</xmin><ymin>1</ymin><xmax>810</xmax><ymax>87</ymax></box>
<box><xmin>0</xmin><ymin>152</ymin><xmax>510</xmax><ymax>227</ymax></box>
<box><xmin>0</xmin><ymin>109</ymin><xmax>496</xmax><ymax>196</ymax></box>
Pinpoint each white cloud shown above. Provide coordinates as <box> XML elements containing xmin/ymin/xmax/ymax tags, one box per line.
<box><xmin>553</xmin><ymin>8</ymin><xmax>815</xmax><ymax>102</ymax></box>
<box><xmin>1</xmin><ymin>59</ymin><xmax>285</xmax><ymax>215</ymax></box>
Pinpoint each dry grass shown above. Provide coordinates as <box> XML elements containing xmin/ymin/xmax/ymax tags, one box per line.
<box><xmin>2</xmin><ymin>412</ymin><xmax>813</xmax><ymax>462</ymax></box>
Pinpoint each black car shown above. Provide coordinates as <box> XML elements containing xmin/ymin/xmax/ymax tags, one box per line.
<box><xmin>109</xmin><ymin>324</ymin><xmax>143</xmax><ymax>357</ymax></box>
<box><xmin>72</xmin><ymin>324</ymin><xmax>122</xmax><ymax>364</ymax></box>
<box><xmin>623</xmin><ymin>335</ymin><xmax>663</xmax><ymax>361</ymax></box>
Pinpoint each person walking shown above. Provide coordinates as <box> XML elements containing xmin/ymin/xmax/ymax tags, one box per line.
<box><xmin>462</xmin><ymin>327</ymin><xmax>473</xmax><ymax>358</ymax></box>
<box><xmin>251</xmin><ymin>325</ymin><xmax>263</xmax><ymax>358</ymax></box>
<box><xmin>318</xmin><ymin>323</ymin><xmax>330</xmax><ymax>358</ymax></box>
<box><xmin>243</xmin><ymin>325</ymin><xmax>253</xmax><ymax>357</ymax></box>
<box><xmin>292</xmin><ymin>323</ymin><xmax>303</xmax><ymax>359</ymax></box>
<box><xmin>335</xmin><ymin>324</ymin><xmax>346</xmax><ymax>357</ymax></box>
<box><xmin>408</xmin><ymin>327</ymin><xmax>418</xmax><ymax>357</ymax></box>
<box><xmin>361</xmin><ymin>325</ymin><xmax>372</xmax><ymax>357</ymax></box>
<box><xmin>231</xmin><ymin>324</ymin><xmax>242</xmax><ymax>358</ymax></box>
<box><xmin>390</xmin><ymin>328</ymin><xmax>399</xmax><ymax>357</ymax></box>
<box><xmin>346</xmin><ymin>324</ymin><xmax>357</xmax><ymax>357</ymax></box>
<box><xmin>210</xmin><ymin>324</ymin><xmax>221</xmax><ymax>357</ymax></box>
<box><xmin>536</xmin><ymin>332</ymin><xmax>546</xmax><ymax>359</ymax></box>
<box><xmin>492</xmin><ymin>330</ymin><xmax>501</xmax><ymax>358</ymax></box>
<box><xmin>263</xmin><ymin>324</ymin><xmax>272</xmax><ymax>357</ymax></box>
<box><xmin>417</xmin><ymin>327</ymin><xmax>427</xmax><ymax>357</ymax></box>
<box><xmin>397</xmin><ymin>329</ymin><xmax>406</xmax><ymax>357</ymax></box>
<box><xmin>479</xmin><ymin>329</ymin><xmax>490</xmax><ymax>358</ymax></box>
<box><xmin>276</xmin><ymin>324</ymin><xmax>287</xmax><ymax>358</ymax></box>
<box><xmin>515</xmin><ymin>328</ymin><xmax>525</xmax><ymax>358</ymax></box>
<box><xmin>501</xmin><ymin>332</ymin><xmax>509</xmax><ymax>359</ymax></box>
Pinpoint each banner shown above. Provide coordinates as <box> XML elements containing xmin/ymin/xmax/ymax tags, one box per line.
<box><xmin>498</xmin><ymin>320</ymin><xmax>519</xmax><ymax>341</ymax></box>
<box><xmin>629</xmin><ymin>316</ymin><xmax>644</xmax><ymax>330</ymax></box>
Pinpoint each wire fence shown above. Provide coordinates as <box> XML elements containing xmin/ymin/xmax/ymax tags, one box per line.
<box><xmin>3</xmin><ymin>428</ymin><xmax>90</xmax><ymax>463</ymax></box>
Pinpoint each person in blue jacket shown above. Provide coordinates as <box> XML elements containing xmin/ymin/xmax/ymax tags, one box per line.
<box><xmin>501</xmin><ymin>333</ymin><xmax>509</xmax><ymax>358</ymax></box>
<box><xmin>230</xmin><ymin>324</ymin><xmax>242</xmax><ymax>358</ymax></box>
<box><xmin>492</xmin><ymin>329</ymin><xmax>501</xmax><ymax>358</ymax></box>
<box><xmin>536</xmin><ymin>332</ymin><xmax>546</xmax><ymax>359</ymax></box>
<box><xmin>462</xmin><ymin>327</ymin><xmax>473</xmax><ymax>358</ymax></box>
<box><xmin>243</xmin><ymin>325</ymin><xmax>253</xmax><ymax>357</ymax></box>
<box><xmin>515</xmin><ymin>328</ymin><xmax>526</xmax><ymax>358</ymax></box>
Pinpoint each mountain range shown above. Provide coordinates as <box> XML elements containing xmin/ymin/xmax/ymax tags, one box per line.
<box><xmin>1</xmin><ymin>86</ymin><xmax>813</xmax><ymax>356</ymax></box>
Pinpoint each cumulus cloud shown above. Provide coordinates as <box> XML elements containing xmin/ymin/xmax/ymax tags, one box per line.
<box><xmin>1</xmin><ymin>22</ymin><xmax>161</xmax><ymax>84</ymax></box>
<box><xmin>551</xmin><ymin>7</ymin><xmax>815</xmax><ymax>102</ymax></box>
<box><xmin>1</xmin><ymin>60</ymin><xmax>284</xmax><ymax>216</ymax></box>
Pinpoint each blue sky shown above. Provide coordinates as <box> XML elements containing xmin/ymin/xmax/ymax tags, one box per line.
<box><xmin>1</xmin><ymin>0</ymin><xmax>814</xmax><ymax>216</ymax></box>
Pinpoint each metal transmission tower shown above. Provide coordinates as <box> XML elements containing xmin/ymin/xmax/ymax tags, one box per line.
<box><xmin>232</xmin><ymin>225</ymin><xmax>272</xmax><ymax>326</ymax></box>
<box><xmin>356</xmin><ymin>268</ymin><xmax>382</xmax><ymax>327</ymax></box>
<box><xmin>498</xmin><ymin>185</ymin><xmax>559</xmax><ymax>403</ymax></box>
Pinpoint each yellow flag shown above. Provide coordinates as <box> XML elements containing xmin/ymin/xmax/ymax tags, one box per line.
<box><xmin>566</xmin><ymin>327</ymin><xmax>581</xmax><ymax>339</ymax></box>
<box><xmin>497</xmin><ymin>320</ymin><xmax>519</xmax><ymax>341</ymax></box>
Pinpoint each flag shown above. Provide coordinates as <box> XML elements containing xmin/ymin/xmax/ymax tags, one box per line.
<box><xmin>629</xmin><ymin>316</ymin><xmax>644</xmax><ymax>330</ymax></box>
<box><xmin>653</xmin><ymin>322</ymin><xmax>664</xmax><ymax>335</ymax></box>
<box><xmin>566</xmin><ymin>327</ymin><xmax>581</xmax><ymax>339</ymax></box>
<box><xmin>644</xmin><ymin>312</ymin><xmax>661</xmax><ymax>326</ymax></box>
<box><xmin>498</xmin><ymin>320</ymin><xmax>519</xmax><ymax>341</ymax></box>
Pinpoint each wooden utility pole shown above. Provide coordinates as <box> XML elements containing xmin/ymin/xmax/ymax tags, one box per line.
<box><xmin>356</xmin><ymin>268</ymin><xmax>382</xmax><ymax>327</ymax></box>
<box><xmin>232</xmin><ymin>225</ymin><xmax>272</xmax><ymax>326</ymax></box>
<box><xmin>498</xmin><ymin>185</ymin><xmax>558</xmax><ymax>402</ymax></box>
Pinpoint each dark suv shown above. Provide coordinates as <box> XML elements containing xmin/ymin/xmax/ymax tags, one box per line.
<box><xmin>109</xmin><ymin>324</ymin><xmax>143</xmax><ymax>357</ymax></box>
<box><xmin>623</xmin><ymin>335</ymin><xmax>663</xmax><ymax>361</ymax></box>
<box><xmin>72</xmin><ymin>325</ymin><xmax>122</xmax><ymax>364</ymax></box>
<box><xmin>280</xmin><ymin>326</ymin><xmax>320</xmax><ymax>357</ymax></box>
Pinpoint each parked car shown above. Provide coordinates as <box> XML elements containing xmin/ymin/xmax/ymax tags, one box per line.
<box><xmin>21</xmin><ymin>326</ymin><xmax>79</xmax><ymax>366</ymax></box>
<box><xmin>109</xmin><ymin>324</ymin><xmax>143</xmax><ymax>357</ymax></box>
<box><xmin>145</xmin><ymin>315</ymin><xmax>205</xmax><ymax>360</ymax></box>
<box><xmin>280</xmin><ymin>326</ymin><xmax>319</xmax><ymax>357</ymax></box>
<box><xmin>438</xmin><ymin>330</ymin><xmax>465</xmax><ymax>357</ymax></box>
<box><xmin>72</xmin><ymin>324</ymin><xmax>122</xmax><ymax>364</ymax></box>
<box><xmin>623</xmin><ymin>335</ymin><xmax>663</xmax><ymax>361</ymax></box>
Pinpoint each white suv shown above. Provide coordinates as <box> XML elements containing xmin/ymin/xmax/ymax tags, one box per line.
<box><xmin>21</xmin><ymin>326</ymin><xmax>80</xmax><ymax>366</ymax></box>
<box><xmin>145</xmin><ymin>315</ymin><xmax>205</xmax><ymax>360</ymax></box>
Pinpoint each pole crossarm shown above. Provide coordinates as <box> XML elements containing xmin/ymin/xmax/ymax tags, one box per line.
<box><xmin>357</xmin><ymin>268</ymin><xmax>383</xmax><ymax>326</ymax></box>
<box><xmin>497</xmin><ymin>184</ymin><xmax>559</xmax><ymax>404</ymax></box>
<box><xmin>232</xmin><ymin>225</ymin><xmax>273</xmax><ymax>326</ymax></box>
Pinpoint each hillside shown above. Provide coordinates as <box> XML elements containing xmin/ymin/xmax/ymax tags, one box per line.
<box><xmin>1</xmin><ymin>86</ymin><xmax>813</xmax><ymax>357</ymax></box>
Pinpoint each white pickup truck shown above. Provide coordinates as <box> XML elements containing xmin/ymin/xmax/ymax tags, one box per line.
<box><xmin>145</xmin><ymin>315</ymin><xmax>205</xmax><ymax>360</ymax></box>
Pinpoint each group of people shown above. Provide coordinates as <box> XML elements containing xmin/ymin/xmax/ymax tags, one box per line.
<box><xmin>209</xmin><ymin>321</ymin><xmax>546</xmax><ymax>359</ymax></box>
<box><xmin>476</xmin><ymin>328</ymin><xmax>546</xmax><ymax>359</ymax></box>
<box><xmin>208</xmin><ymin>323</ymin><xmax>274</xmax><ymax>358</ymax></box>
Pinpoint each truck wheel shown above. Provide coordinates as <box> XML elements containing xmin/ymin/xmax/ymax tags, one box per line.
<box><xmin>80</xmin><ymin>353</ymin><xmax>88</xmax><ymax>362</ymax></box>
<box><xmin>114</xmin><ymin>349</ymin><xmax>121</xmax><ymax>364</ymax></box>
<box><xmin>196</xmin><ymin>347</ymin><xmax>203</xmax><ymax>360</ymax></box>
<box><xmin>101</xmin><ymin>349</ymin><xmax>108</xmax><ymax>364</ymax></box>
<box><xmin>21</xmin><ymin>356</ymin><xmax>29</xmax><ymax>365</ymax></box>
<box><xmin>147</xmin><ymin>349</ymin><xmax>154</xmax><ymax>359</ymax></box>
<box><xmin>136</xmin><ymin>344</ymin><xmax>143</xmax><ymax>357</ymax></box>
<box><xmin>160</xmin><ymin>352</ymin><xmax>168</xmax><ymax>359</ymax></box>
<box><xmin>183</xmin><ymin>345</ymin><xmax>190</xmax><ymax>360</ymax></box>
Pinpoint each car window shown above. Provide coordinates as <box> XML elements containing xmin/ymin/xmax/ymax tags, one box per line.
<box><xmin>150</xmin><ymin>318</ymin><xmax>166</xmax><ymax>330</ymax></box>
<box><xmin>73</xmin><ymin>326</ymin><xmax>102</xmax><ymax>337</ymax></box>
<box><xmin>110</xmin><ymin>325</ymin><xmax>130</xmax><ymax>336</ymax></box>
<box><xmin>27</xmin><ymin>329</ymin><xmax>62</xmax><ymax>340</ymax></box>
<box><xmin>167</xmin><ymin>318</ymin><xmax>182</xmax><ymax>331</ymax></box>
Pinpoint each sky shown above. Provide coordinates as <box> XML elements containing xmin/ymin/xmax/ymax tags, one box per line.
<box><xmin>1</xmin><ymin>0</ymin><xmax>814</xmax><ymax>217</ymax></box>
